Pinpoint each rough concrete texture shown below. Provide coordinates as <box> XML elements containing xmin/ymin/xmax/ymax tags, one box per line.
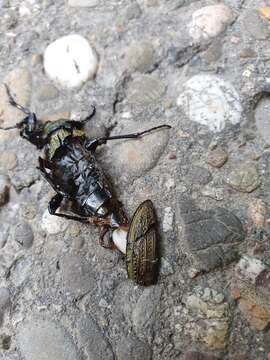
<box><xmin>0</xmin><ymin>1</ymin><xmax>270</xmax><ymax>359</ymax></box>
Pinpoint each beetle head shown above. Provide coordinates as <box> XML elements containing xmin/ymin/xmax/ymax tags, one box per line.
<box><xmin>0</xmin><ymin>112</ymin><xmax>44</xmax><ymax>149</ymax></box>
<box><xmin>0</xmin><ymin>84</ymin><xmax>45</xmax><ymax>148</ymax></box>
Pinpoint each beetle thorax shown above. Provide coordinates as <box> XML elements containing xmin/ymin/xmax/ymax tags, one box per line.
<box><xmin>47</xmin><ymin>128</ymin><xmax>71</xmax><ymax>159</ymax></box>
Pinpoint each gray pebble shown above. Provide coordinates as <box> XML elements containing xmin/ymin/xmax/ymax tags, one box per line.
<box><xmin>179</xmin><ymin>198</ymin><xmax>245</xmax><ymax>272</ymax></box>
<box><xmin>207</xmin><ymin>147</ymin><xmax>228</xmax><ymax>168</ymax></box>
<box><xmin>126</xmin><ymin>74</ymin><xmax>165</xmax><ymax>107</ymax></box>
<box><xmin>226</xmin><ymin>162</ymin><xmax>261</xmax><ymax>193</ymax></box>
<box><xmin>10</xmin><ymin>257</ymin><xmax>32</xmax><ymax>287</ymax></box>
<box><xmin>14</xmin><ymin>222</ymin><xmax>34</xmax><ymax>248</ymax></box>
<box><xmin>124</xmin><ymin>41</ymin><xmax>155</xmax><ymax>73</ymax></box>
<box><xmin>184</xmin><ymin>165</ymin><xmax>212</xmax><ymax>185</ymax></box>
<box><xmin>107</xmin><ymin>121</ymin><xmax>170</xmax><ymax>179</ymax></box>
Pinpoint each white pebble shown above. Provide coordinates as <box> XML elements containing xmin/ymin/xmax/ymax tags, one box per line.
<box><xmin>236</xmin><ymin>256</ymin><xmax>266</xmax><ymax>283</ymax></box>
<box><xmin>162</xmin><ymin>207</ymin><xmax>174</xmax><ymax>232</ymax></box>
<box><xmin>41</xmin><ymin>209</ymin><xmax>68</xmax><ymax>235</ymax></box>
<box><xmin>44</xmin><ymin>34</ymin><xmax>98</xmax><ymax>88</ymax></box>
<box><xmin>177</xmin><ymin>74</ymin><xmax>242</xmax><ymax>133</ymax></box>
<box><xmin>112</xmin><ymin>229</ymin><xmax>127</xmax><ymax>254</ymax></box>
<box><xmin>189</xmin><ymin>4</ymin><xmax>233</xmax><ymax>42</ymax></box>
<box><xmin>68</xmin><ymin>0</ymin><xmax>99</xmax><ymax>6</ymax></box>
<box><xmin>19</xmin><ymin>5</ymin><xmax>31</xmax><ymax>16</ymax></box>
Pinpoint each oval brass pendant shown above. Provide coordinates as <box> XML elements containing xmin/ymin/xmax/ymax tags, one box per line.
<box><xmin>126</xmin><ymin>200</ymin><xmax>159</xmax><ymax>286</ymax></box>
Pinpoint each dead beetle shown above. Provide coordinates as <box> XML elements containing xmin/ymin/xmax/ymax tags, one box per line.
<box><xmin>0</xmin><ymin>85</ymin><xmax>171</xmax><ymax>284</ymax></box>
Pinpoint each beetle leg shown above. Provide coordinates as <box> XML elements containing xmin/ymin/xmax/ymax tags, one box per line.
<box><xmin>98</xmin><ymin>226</ymin><xmax>116</xmax><ymax>250</ymax></box>
<box><xmin>48</xmin><ymin>193</ymin><xmax>89</xmax><ymax>222</ymax></box>
<box><xmin>84</xmin><ymin>138</ymin><xmax>107</xmax><ymax>152</ymax></box>
<box><xmin>67</xmin><ymin>106</ymin><xmax>96</xmax><ymax>130</ymax></box>
<box><xmin>84</xmin><ymin>124</ymin><xmax>171</xmax><ymax>152</ymax></box>
<box><xmin>81</xmin><ymin>105</ymin><xmax>96</xmax><ymax>124</ymax></box>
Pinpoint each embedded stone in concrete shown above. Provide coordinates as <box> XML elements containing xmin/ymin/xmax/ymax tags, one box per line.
<box><xmin>189</xmin><ymin>4</ymin><xmax>233</xmax><ymax>42</ymax></box>
<box><xmin>44</xmin><ymin>34</ymin><xmax>98</xmax><ymax>88</ymax></box>
<box><xmin>68</xmin><ymin>0</ymin><xmax>98</xmax><ymax>6</ymax></box>
<box><xmin>14</xmin><ymin>222</ymin><xmax>34</xmax><ymax>248</ymax></box>
<box><xmin>41</xmin><ymin>209</ymin><xmax>68</xmax><ymax>235</ymax></box>
<box><xmin>177</xmin><ymin>74</ymin><xmax>242</xmax><ymax>133</ymax></box>
<box><xmin>231</xmin><ymin>256</ymin><xmax>270</xmax><ymax>330</ymax></box>
<box><xmin>126</xmin><ymin>74</ymin><xmax>165</xmax><ymax>107</ymax></box>
<box><xmin>107</xmin><ymin>121</ymin><xmax>170</xmax><ymax>179</ymax></box>
<box><xmin>185</xmin><ymin>287</ymin><xmax>230</xmax><ymax>349</ymax></box>
<box><xmin>226</xmin><ymin>162</ymin><xmax>260</xmax><ymax>193</ymax></box>
<box><xmin>179</xmin><ymin>198</ymin><xmax>245</xmax><ymax>272</ymax></box>
<box><xmin>124</xmin><ymin>41</ymin><xmax>155</xmax><ymax>73</ymax></box>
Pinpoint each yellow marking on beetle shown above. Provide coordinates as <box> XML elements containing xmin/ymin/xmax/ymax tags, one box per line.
<box><xmin>73</xmin><ymin>129</ymin><xmax>85</xmax><ymax>137</ymax></box>
<box><xmin>48</xmin><ymin>128</ymin><xmax>70</xmax><ymax>160</ymax></box>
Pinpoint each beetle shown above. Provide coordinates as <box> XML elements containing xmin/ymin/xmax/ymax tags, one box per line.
<box><xmin>0</xmin><ymin>85</ymin><xmax>171</xmax><ymax>263</ymax></box>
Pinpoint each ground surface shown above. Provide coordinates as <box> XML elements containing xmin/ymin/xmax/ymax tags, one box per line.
<box><xmin>0</xmin><ymin>0</ymin><xmax>270</xmax><ymax>359</ymax></box>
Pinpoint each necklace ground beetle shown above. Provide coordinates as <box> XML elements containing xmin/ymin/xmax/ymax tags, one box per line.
<box><xmin>0</xmin><ymin>85</ymin><xmax>171</xmax><ymax>285</ymax></box>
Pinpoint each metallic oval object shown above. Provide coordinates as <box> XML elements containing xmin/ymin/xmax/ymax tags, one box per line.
<box><xmin>126</xmin><ymin>200</ymin><xmax>159</xmax><ymax>286</ymax></box>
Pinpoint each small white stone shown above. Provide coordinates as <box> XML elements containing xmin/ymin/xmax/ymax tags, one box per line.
<box><xmin>162</xmin><ymin>207</ymin><xmax>174</xmax><ymax>232</ymax></box>
<box><xmin>177</xmin><ymin>74</ymin><xmax>242</xmax><ymax>133</ymax></box>
<box><xmin>68</xmin><ymin>0</ymin><xmax>98</xmax><ymax>6</ymax></box>
<box><xmin>44</xmin><ymin>34</ymin><xmax>98</xmax><ymax>88</ymax></box>
<box><xmin>121</xmin><ymin>112</ymin><xmax>132</xmax><ymax>119</ymax></box>
<box><xmin>189</xmin><ymin>4</ymin><xmax>233</xmax><ymax>42</ymax></box>
<box><xmin>236</xmin><ymin>256</ymin><xmax>266</xmax><ymax>283</ymax></box>
<box><xmin>41</xmin><ymin>209</ymin><xmax>68</xmax><ymax>235</ymax></box>
<box><xmin>19</xmin><ymin>5</ymin><xmax>31</xmax><ymax>16</ymax></box>
<box><xmin>165</xmin><ymin>178</ymin><xmax>175</xmax><ymax>190</ymax></box>
<box><xmin>112</xmin><ymin>229</ymin><xmax>127</xmax><ymax>254</ymax></box>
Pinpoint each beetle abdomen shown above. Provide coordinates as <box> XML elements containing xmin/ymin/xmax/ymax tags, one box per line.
<box><xmin>51</xmin><ymin>137</ymin><xmax>113</xmax><ymax>216</ymax></box>
<box><xmin>126</xmin><ymin>200</ymin><xmax>159</xmax><ymax>286</ymax></box>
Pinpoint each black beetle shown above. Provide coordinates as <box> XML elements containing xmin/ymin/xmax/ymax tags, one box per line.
<box><xmin>0</xmin><ymin>85</ymin><xmax>171</xmax><ymax>258</ymax></box>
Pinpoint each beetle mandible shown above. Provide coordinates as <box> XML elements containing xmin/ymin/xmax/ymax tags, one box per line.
<box><xmin>0</xmin><ymin>85</ymin><xmax>171</xmax><ymax>258</ymax></box>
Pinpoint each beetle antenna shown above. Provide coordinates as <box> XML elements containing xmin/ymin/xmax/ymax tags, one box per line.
<box><xmin>97</xmin><ymin>124</ymin><xmax>172</xmax><ymax>142</ymax></box>
<box><xmin>0</xmin><ymin>122</ymin><xmax>22</xmax><ymax>130</ymax></box>
<box><xmin>81</xmin><ymin>105</ymin><xmax>96</xmax><ymax>124</ymax></box>
<box><xmin>0</xmin><ymin>109</ymin><xmax>21</xmax><ymax>130</ymax></box>
<box><xmin>4</xmin><ymin>83</ymin><xmax>31</xmax><ymax>115</ymax></box>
